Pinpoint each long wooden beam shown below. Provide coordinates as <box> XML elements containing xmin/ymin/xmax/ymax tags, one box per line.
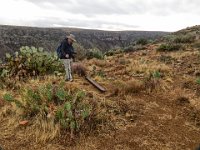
<box><xmin>85</xmin><ymin>76</ymin><xmax>106</xmax><ymax>92</ymax></box>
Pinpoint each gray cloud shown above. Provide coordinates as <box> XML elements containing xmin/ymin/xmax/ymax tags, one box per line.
<box><xmin>30</xmin><ymin>16</ymin><xmax>139</xmax><ymax>30</ymax></box>
<box><xmin>2</xmin><ymin>0</ymin><xmax>200</xmax><ymax>31</ymax></box>
<box><xmin>25</xmin><ymin>0</ymin><xmax>200</xmax><ymax>16</ymax></box>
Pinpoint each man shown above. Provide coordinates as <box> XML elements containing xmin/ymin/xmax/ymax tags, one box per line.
<box><xmin>60</xmin><ymin>34</ymin><xmax>76</xmax><ymax>82</ymax></box>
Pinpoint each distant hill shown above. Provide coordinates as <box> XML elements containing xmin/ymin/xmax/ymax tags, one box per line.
<box><xmin>175</xmin><ymin>25</ymin><xmax>200</xmax><ymax>35</ymax></box>
<box><xmin>160</xmin><ymin>25</ymin><xmax>200</xmax><ymax>46</ymax></box>
<box><xmin>0</xmin><ymin>25</ymin><xmax>169</xmax><ymax>58</ymax></box>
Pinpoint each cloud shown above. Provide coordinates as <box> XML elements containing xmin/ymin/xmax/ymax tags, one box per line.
<box><xmin>24</xmin><ymin>0</ymin><xmax>200</xmax><ymax>16</ymax></box>
<box><xmin>29</xmin><ymin>16</ymin><xmax>139</xmax><ymax>30</ymax></box>
<box><xmin>0</xmin><ymin>0</ymin><xmax>200</xmax><ymax>31</ymax></box>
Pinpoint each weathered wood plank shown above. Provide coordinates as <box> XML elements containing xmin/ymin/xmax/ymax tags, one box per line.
<box><xmin>85</xmin><ymin>76</ymin><xmax>106</xmax><ymax>92</ymax></box>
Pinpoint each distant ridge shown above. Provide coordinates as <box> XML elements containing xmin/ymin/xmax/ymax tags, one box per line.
<box><xmin>0</xmin><ymin>25</ymin><xmax>169</xmax><ymax>57</ymax></box>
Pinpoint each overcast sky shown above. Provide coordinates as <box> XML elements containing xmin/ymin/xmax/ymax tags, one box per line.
<box><xmin>0</xmin><ymin>0</ymin><xmax>199</xmax><ymax>31</ymax></box>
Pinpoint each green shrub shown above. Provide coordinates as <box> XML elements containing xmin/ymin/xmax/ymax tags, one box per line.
<box><xmin>164</xmin><ymin>34</ymin><xmax>195</xmax><ymax>44</ymax></box>
<box><xmin>136</xmin><ymin>38</ymin><xmax>148</xmax><ymax>45</ymax></box>
<box><xmin>104</xmin><ymin>49</ymin><xmax>123</xmax><ymax>56</ymax></box>
<box><xmin>3</xmin><ymin>93</ymin><xmax>15</xmax><ymax>102</ymax></box>
<box><xmin>123</xmin><ymin>45</ymin><xmax>146</xmax><ymax>53</ymax></box>
<box><xmin>163</xmin><ymin>35</ymin><xmax>174</xmax><ymax>42</ymax></box>
<box><xmin>2</xmin><ymin>46</ymin><xmax>63</xmax><ymax>79</ymax></box>
<box><xmin>73</xmin><ymin>43</ymin><xmax>87</xmax><ymax>60</ymax></box>
<box><xmin>123</xmin><ymin>46</ymin><xmax>134</xmax><ymax>52</ymax></box>
<box><xmin>3</xmin><ymin>82</ymin><xmax>96</xmax><ymax>136</ymax></box>
<box><xmin>196</xmin><ymin>78</ymin><xmax>200</xmax><ymax>85</ymax></box>
<box><xmin>86</xmin><ymin>49</ymin><xmax>104</xmax><ymax>60</ymax></box>
<box><xmin>96</xmin><ymin>70</ymin><xmax>106</xmax><ymax>78</ymax></box>
<box><xmin>173</xmin><ymin>35</ymin><xmax>195</xmax><ymax>43</ymax></box>
<box><xmin>3</xmin><ymin>93</ymin><xmax>22</xmax><ymax>107</ymax></box>
<box><xmin>152</xmin><ymin>71</ymin><xmax>161</xmax><ymax>78</ymax></box>
<box><xmin>157</xmin><ymin>43</ymin><xmax>182</xmax><ymax>52</ymax></box>
<box><xmin>104</xmin><ymin>50</ymin><xmax>115</xmax><ymax>56</ymax></box>
<box><xmin>104</xmin><ymin>48</ymin><xmax>123</xmax><ymax>56</ymax></box>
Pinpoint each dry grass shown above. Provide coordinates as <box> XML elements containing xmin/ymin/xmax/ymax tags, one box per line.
<box><xmin>126</xmin><ymin>58</ymin><xmax>172</xmax><ymax>78</ymax></box>
<box><xmin>112</xmin><ymin>79</ymin><xmax>145</xmax><ymax>96</ymax></box>
<box><xmin>87</xmin><ymin>58</ymin><xmax>108</xmax><ymax>67</ymax></box>
<box><xmin>144</xmin><ymin>77</ymin><xmax>173</xmax><ymax>93</ymax></box>
<box><xmin>32</xmin><ymin>114</ymin><xmax>60</xmax><ymax>143</ymax></box>
<box><xmin>0</xmin><ymin>94</ymin><xmax>60</xmax><ymax>143</ymax></box>
<box><xmin>168</xmin><ymin>50</ymin><xmax>199</xmax><ymax>60</ymax></box>
<box><xmin>123</xmin><ymin>79</ymin><xmax>145</xmax><ymax>94</ymax></box>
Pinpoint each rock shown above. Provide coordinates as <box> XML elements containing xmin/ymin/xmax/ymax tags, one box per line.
<box><xmin>19</xmin><ymin>120</ymin><xmax>29</xmax><ymax>126</ymax></box>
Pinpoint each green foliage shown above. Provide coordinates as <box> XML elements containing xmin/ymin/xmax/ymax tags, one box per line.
<box><xmin>164</xmin><ymin>34</ymin><xmax>195</xmax><ymax>43</ymax></box>
<box><xmin>56</xmin><ymin>87</ymin><xmax>67</xmax><ymax>101</ymax></box>
<box><xmin>39</xmin><ymin>83</ymin><xmax>53</xmax><ymax>102</ymax></box>
<box><xmin>104</xmin><ymin>50</ymin><xmax>115</xmax><ymax>56</ymax></box>
<box><xmin>173</xmin><ymin>35</ymin><xmax>195</xmax><ymax>44</ymax></box>
<box><xmin>136</xmin><ymin>38</ymin><xmax>148</xmax><ymax>45</ymax></box>
<box><xmin>3</xmin><ymin>93</ymin><xmax>15</xmax><ymax>102</ymax></box>
<box><xmin>152</xmin><ymin>71</ymin><xmax>161</xmax><ymax>78</ymax></box>
<box><xmin>73</xmin><ymin>43</ymin><xmax>87</xmax><ymax>60</ymax></box>
<box><xmin>157</xmin><ymin>43</ymin><xmax>182</xmax><ymax>52</ymax></box>
<box><xmin>1</xmin><ymin>46</ymin><xmax>63</xmax><ymax>79</ymax></box>
<box><xmin>3</xmin><ymin>82</ymin><xmax>94</xmax><ymax>135</ymax></box>
<box><xmin>196</xmin><ymin>78</ymin><xmax>200</xmax><ymax>85</ymax></box>
<box><xmin>3</xmin><ymin>93</ymin><xmax>22</xmax><ymax>107</ymax></box>
<box><xmin>0</xmin><ymin>68</ymin><xmax>9</xmax><ymax>80</ymax></box>
<box><xmin>123</xmin><ymin>46</ymin><xmax>134</xmax><ymax>52</ymax></box>
<box><xmin>55</xmin><ymin>90</ymin><xmax>90</xmax><ymax>131</ymax></box>
<box><xmin>86</xmin><ymin>49</ymin><xmax>104</xmax><ymax>60</ymax></box>
<box><xmin>104</xmin><ymin>49</ymin><xmax>123</xmax><ymax>56</ymax></box>
<box><xmin>123</xmin><ymin>45</ymin><xmax>146</xmax><ymax>53</ymax></box>
<box><xmin>96</xmin><ymin>70</ymin><xmax>106</xmax><ymax>78</ymax></box>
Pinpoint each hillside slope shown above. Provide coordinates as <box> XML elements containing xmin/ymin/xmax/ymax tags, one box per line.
<box><xmin>0</xmin><ymin>25</ymin><xmax>168</xmax><ymax>57</ymax></box>
<box><xmin>1</xmin><ymin>25</ymin><xmax>200</xmax><ymax>149</ymax></box>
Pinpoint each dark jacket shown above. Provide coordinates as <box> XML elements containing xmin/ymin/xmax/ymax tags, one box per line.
<box><xmin>60</xmin><ymin>38</ymin><xmax>75</xmax><ymax>59</ymax></box>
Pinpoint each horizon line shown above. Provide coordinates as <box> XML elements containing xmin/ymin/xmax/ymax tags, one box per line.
<box><xmin>0</xmin><ymin>24</ymin><xmax>175</xmax><ymax>33</ymax></box>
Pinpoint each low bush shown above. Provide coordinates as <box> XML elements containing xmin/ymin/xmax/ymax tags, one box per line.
<box><xmin>1</xmin><ymin>46</ymin><xmax>63</xmax><ymax>79</ymax></box>
<box><xmin>123</xmin><ymin>45</ymin><xmax>146</xmax><ymax>53</ymax></box>
<box><xmin>173</xmin><ymin>35</ymin><xmax>195</xmax><ymax>43</ymax></box>
<box><xmin>157</xmin><ymin>43</ymin><xmax>182</xmax><ymax>52</ymax></box>
<box><xmin>136</xmin><ymin>38</ymin><xmax>148</xmax><ymax>45</ymax></box>
<box><xmin>86</xmin><ymin>49</ymin><xmax>104</xmax><ymax>60</ymax></box>
<box><xmin>3</xmin><ymin>82</ymin><xmax>98</xmax><ymax>138</ymax></box>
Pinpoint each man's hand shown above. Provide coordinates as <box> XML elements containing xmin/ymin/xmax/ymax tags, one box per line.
<box><xmin>65</xmin><ymin>54</ymin><xmax>69</xmax><ymax>58</ymax></box>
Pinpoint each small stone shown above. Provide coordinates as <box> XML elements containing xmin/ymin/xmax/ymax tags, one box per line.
<box><xmin>19</xmin><ymin>120</ymin><xmax>29</xmax><ymax>126</ymax></box>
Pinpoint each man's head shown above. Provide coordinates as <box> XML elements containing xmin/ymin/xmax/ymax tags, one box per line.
<box><xmin>67</xmin><ymin>34</ymin><xmax>76</xmax><ymax>44</ymax></box>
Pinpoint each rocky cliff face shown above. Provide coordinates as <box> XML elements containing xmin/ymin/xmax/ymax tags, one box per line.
<box><xmin>0</xmin><ymin>25</ymin><xmax>169</xmax><ymax>57</ymax></box>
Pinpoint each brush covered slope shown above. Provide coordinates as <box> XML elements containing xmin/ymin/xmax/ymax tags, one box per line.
<box><xmin>0</xmin><ymin>25</ymin><xmax>168</xmax><ymax>58</ymax></box>
<box><xmin>0</xmin><ymin>26</ymin><xmax>200</xmax><ymax>150</ymax></box>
